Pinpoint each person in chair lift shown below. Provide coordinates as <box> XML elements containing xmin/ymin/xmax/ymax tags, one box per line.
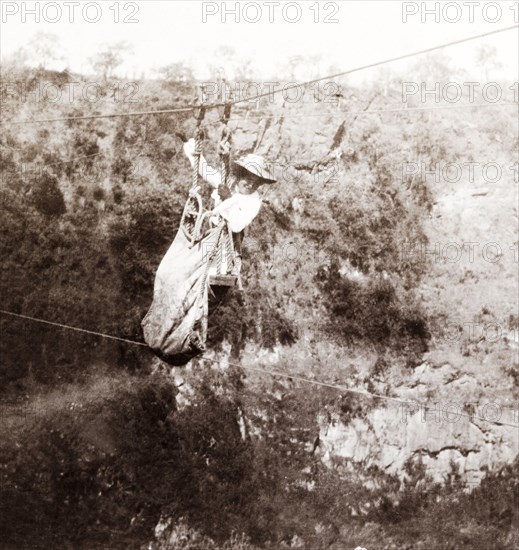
<box><xmin>183</xmin><ymin>138</ymin><xmax>276</xmax><ymax>275</ymax></box>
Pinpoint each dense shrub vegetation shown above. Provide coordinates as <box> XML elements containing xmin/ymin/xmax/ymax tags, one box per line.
<box><xmin>1</xmin><ymin>369</ymin><xmax>517</xmax><ymax>549</ymax></box>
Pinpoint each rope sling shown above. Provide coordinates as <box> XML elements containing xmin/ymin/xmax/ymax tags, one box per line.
<box><xmin>216</xmin><ymin>101</ymin><xmax>241</xmax><ymax>286</ymax></box>
<box><xmin>178</xmin><ymin>99</ymin><xmax>240</xmax><ymax>288</ymax></box>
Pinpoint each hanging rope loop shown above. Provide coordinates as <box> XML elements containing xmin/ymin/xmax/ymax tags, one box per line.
<box><xmin>214</xmin><ymin>100</ymin><xmax>240</xmax><ymax>281</ymax></box>
<box><xmin>190</xmin><ymin>105</ymin><xmax>207</xmax><ymax>196</ymax></box>
<box><xmin>217</xmin><ymin>102</ymin><xmax>233</xmax><ymax>188</ymax></box>
<box><xmin>181</xmin><ymin>101</ymin><xmax>207</xmax><ymax>245</ymax></box>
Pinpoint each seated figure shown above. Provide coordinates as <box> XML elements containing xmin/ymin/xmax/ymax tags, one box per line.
<box><xmin>183</xmin><ymin>138</ymin><xmax>276</xmax><ymax>276</ymax></box>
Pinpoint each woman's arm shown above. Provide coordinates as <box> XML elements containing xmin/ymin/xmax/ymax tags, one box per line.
<box><xmin>183</xmin><ymin>138</ymin><xmax>222</xmax><ymax>189</ymax></box>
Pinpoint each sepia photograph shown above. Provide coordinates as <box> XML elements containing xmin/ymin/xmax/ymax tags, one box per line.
<box><xmin>0</xmin><ymin>1</ymin><xmax>518</xmax><ymax>548</ymax></box>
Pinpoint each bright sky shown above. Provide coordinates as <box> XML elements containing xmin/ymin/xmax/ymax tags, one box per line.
<box><xmin>1</xmin><ymin>1</ymin><xmax>518</xmax><ymax>83</ymax></box>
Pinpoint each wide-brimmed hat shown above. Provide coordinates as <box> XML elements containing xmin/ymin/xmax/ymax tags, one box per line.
<box><xmin>234</xmin><ymin>154</ymin><xmax>276</xmax><ymax>183</ymax></box>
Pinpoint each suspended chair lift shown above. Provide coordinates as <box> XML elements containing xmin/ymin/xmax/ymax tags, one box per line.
<box><xmin>178</xmin><ymin>99</ymin><xmax>242</xmax><ymax>292</ymax></box>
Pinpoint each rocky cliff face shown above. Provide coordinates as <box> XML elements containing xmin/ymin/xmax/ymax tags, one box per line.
<box><xmin>314</xmin><ymin>368</ymin><xmax>516</xmax><ymax>486</ymax></box>
<box><xmin>224</xmin><ymin>90</ymin><xmax>518</xmax><ymax>486</ymax></box>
